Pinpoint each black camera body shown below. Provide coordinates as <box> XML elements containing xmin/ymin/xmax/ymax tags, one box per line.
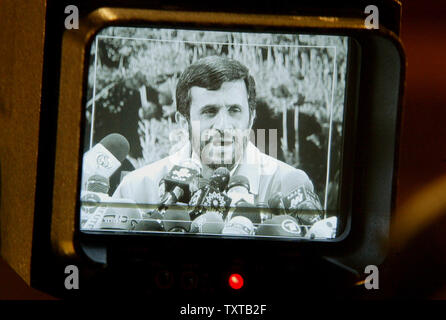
<box><xmin>0</xmin><ymin>0</ymin><xmax>404</xmax><ymax>300</ymax></box>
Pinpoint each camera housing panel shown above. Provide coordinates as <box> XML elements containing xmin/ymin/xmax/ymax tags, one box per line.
<box><xmin>0</xmin><ymin>0</ymin><xmax>404</xmax><ymax>298</ymax></box>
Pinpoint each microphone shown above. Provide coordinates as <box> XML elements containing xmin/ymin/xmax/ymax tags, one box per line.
<box><xmin>83</xmin><ymin>199</ymin><xmax>142</xmax><ymax>231</ymax></box>
<box><xmin>188</xmin><ymin>167</ymin><xmax>231</xmax><ymax>220</ymax></box>
<box><xmin>190</xmin><ymin>211</ymin><xmax>225</xmax><ymax>234</ymax></box>
<box><xmin>209</xmin><ymin>167</ymin><xmax>230</xmax><ymax>190</ymax></box>
<box><xmin>85</xmin><ymin>174</ymin><xmax>110</xmax><ymax>194</ymax></box>
<box><xmin>222</xmin><ymin>204</ymin><xmax>261</xmax><ymax>235</ymax></box>
<box><xmin>150</xmin><ymin>210</ymin><xmax>165</xmax><ymax>220</ymax></box>
<box><xmin>82</xmin><ymin>133</ymin><xmax>130</xmax><ymax>190</ymax></box>
<box><xmin>134</xmin><ymin>210</ymin><xmax>164</xmax><ymax>232</ymax></box>
<box><xmin>80</xmin><ymin>174</ymin><xmax>111</xmax><ymax>226</ymax></box>
<box><xmin>163</xmin><ymin>208</ymin><xmax>191</xmax><ymax>233</ymax></box>
<box><xmin>258</xmin><ymin>203</ymin><xmax>273</xmax><ymax>224</ymax></box>
<box><xmin>305</xmin><ymin>216</ymin><xmax>337</xmax><ymax>239</ymax></box>
<box><xmin>159</xmin><ymin>158</ymin><xmax>201</xmax><ymax>205</ymax></box>
<box><xmin>226</xmin><ymin>175</ymin><xmax>254</xmax><ymax>206</ymax></box>
<box><xmin>273</xmin><ymin>187</ymin><xmax>323</xmax><ymax>225</ymax></box>
<box><xmin>256</xmin><ymin>215</ymin><xmax>303</xmax><ymax>237</ymax></box>
<box><xmin>222</xmin><ymin>217</ymin><xmax>255</xmax><ymax>236</ymax></box>
<box><xmin>267</xmin><ymin>192</ymin><xmax>287</xmax><ymax>215</ymax></box>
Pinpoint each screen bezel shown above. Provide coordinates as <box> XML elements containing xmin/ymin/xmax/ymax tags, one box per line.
<box><xmin>80</xmin><ymin>20</ymin><xmax>357</xmax><ymax>242</ymax></box>
<box><xmin>51</xmin><ymin>7</ymin><xmax>403</xmax><ymax>264</ymax></box>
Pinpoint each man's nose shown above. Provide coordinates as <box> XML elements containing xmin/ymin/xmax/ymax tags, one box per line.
<box><xmin>212</xmin><ymin>109</ymin><xmax>232</xmax><ymax>131</ymax></box>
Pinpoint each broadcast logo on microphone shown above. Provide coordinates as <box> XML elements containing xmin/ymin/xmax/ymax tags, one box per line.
<box><xmin>81</xmin><ymin>133</ymin><xmax>130</xmax><ymax>190</ymax></box>
<box><xmin>160</xmin><ymin>160</ymin><xmax>201</xmax><ymax>204</ymax></box>
<box><xmin>188</xmin><ymin>167</ymin><xmax>231</xmax><ymax>220</ymax></box>
<box><xmin>96</xmin><ymin>152</ymin><xmax>114</xmax><ymax>170</ymax></box>
<box><xmin>281</xmin><ymin>218</ymin><xmax>301</xmax><ymax>235</ymax></box>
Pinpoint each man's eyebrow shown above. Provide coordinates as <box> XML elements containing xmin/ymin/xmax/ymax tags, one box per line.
<box><xmin>200</xmin><ymin>104</ymin><xmax>220</xmax><ymax>112</ymax></box>
<box><xmin>199</xmin><ymin>103</ymin><xmax>242</xmax><ymax>112</ymax></box>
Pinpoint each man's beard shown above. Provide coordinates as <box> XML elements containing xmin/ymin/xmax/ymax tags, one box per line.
<box><xmin>205</xmin><ymin>148</ymin><xmax>236</xmax><ymax>171</ymax></box>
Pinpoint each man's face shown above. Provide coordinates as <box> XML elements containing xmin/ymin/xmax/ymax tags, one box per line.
<box><xmin>188</xmin><ymin>79</ymin><xmax>254</xmax><ymax>170</ymax></box>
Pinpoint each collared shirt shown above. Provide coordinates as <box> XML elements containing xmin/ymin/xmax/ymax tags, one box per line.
<box><xmin>113</xmin><ymin>142</ymin><xmax>314</xmax><ymax>206</ymax></box>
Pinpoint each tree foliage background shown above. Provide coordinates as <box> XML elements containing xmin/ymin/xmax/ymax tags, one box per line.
<box><xmin>85</xmin><ymin>27</ymin><xmax>348</xmax><ymax>210</ymax></box>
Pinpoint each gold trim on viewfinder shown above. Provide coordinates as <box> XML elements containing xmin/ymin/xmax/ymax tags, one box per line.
<box><xmin>51</xmin><ymin>8</ymin><xmax>397</xmax><ymax>258</ymax></box>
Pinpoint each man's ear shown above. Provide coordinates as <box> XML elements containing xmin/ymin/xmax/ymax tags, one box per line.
<box><xmin>175</xmin><ymin>111</ymin><xmax>189</xmax><ymax>130</ymax></box>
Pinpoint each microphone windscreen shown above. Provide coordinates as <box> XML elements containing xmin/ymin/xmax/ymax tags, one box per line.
<box><xmin>210</xmin><ymin>167</ymin><xmax>230</xmax><ymax>191</ymax></box>
<box><xmin>163</xmin><ymin>159</ymin><xmax>201</xmax><ymax>203</ymax></box>
<box><xmin>190</xmin><ymin>211</ymin><xmax>224</xmax><ymax>234</ymax></box>
<box><xmin>99</xmin><ymin>133</ymin><xmax>130</xmax><ymax>163</ymax></box>
<box><xmin>222</xmin><ymin>216</ymin><xmax>255</xmax><ymax>235</ymax></box>
<box><xmin>284</xmin><ymin>186</ymin><xmax>323</xmax><ymax>211</ymax></box>
<box><xmin>86</xmin><ymin>174</ymin><xmax>110</xmax><ymax>193</ymax></box>
<box><xmin>281</xmin><ymin>186</ymin><xmax>323</xmax><ymax>225</ymax></box>
<box><xmin>305</xmin><ymin>217</ymin><xmax>337</xmax><ymax>239</ymax></box>
<box><xmin>267</xmin><ymin>192</ymin><xmax>284</xmax><ymax>209</ymax></box>
<box><xmin>134</xmin><ymin>218</ymin><xmax>164</xmax><ymax>231</ymax></box>
<box><xmin>256</xmin><ymin>215</ymin><xmax>302</xmax><ymax>237</ymax></box>
<box><xmin>163</xmin><ymin>208</ymin><xmax>191</xmax><ymax>232</ymax></box>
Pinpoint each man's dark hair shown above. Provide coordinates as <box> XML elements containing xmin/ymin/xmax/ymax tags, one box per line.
<box><xmin>176</xmin><ymin>56</ymin><xmax>256</xmax><ymax>119</ymax></box>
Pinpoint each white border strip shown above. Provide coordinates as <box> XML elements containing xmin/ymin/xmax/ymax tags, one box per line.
<box><xmin>90</xmin><ymin>36</ymin><xmax>99</xmax><ymax>150</ymax></box>
<box><xmin>324</xmin><ymin>46</ymin><xmax>337</xmax><ymax>213</ymax></box>
<box><xmin>96</xmin><ymin>34</ymin><xmax>337</xmax><ymax>50</ymax></box>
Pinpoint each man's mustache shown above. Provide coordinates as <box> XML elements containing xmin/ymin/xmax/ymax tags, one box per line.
<box><xmin>201</xmin><ymin>130</ymin><xmax>238</xmax><ymax>145</ymax></box>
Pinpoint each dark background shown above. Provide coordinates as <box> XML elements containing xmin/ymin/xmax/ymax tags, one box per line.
<box><xmin>1</xmin><ymin>0</ymin><xmax>446</xmax><ymax>299</ymax></box>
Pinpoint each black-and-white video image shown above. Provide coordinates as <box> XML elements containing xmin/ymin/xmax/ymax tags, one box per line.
<box><xmin>80</xmin><ymin>27</ymin><xmax>349</xmax><ymax>240</ymax></box>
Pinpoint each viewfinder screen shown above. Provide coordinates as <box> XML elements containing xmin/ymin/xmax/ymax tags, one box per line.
<box><xmin>80</xmin><ymin>26</ymin><xmax>349</xmax><ymax>240</ymax></box>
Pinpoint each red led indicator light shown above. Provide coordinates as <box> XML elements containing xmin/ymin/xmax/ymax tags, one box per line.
<box><xmin>228</xmin><ymin>273</ymin><xmax>244</xmax><ymax>290</ymax></box>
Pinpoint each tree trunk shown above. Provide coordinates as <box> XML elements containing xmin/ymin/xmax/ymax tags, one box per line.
<box><xmin>294</xmin><ymin>105</ymin><xmax>300</xmax><ymax>166</ymax></box>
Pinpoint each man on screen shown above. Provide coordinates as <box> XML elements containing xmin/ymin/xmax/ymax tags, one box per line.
<box><xmin>113</xmin><ymin>56</ymin><xmax>315</xmax><ymax>205</ymax></box>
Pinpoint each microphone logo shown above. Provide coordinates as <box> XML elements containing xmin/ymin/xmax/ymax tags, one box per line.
<box><xmin>96</xmin><ymin>153</ymin><xmax>113</xmax><ymax>169</ymax></box>
<box><xmin>171</xmin><ymin>167</ymin><xmax>193</xmax><ymax>182</ymax></box>
<box><xmin>281</xmin><ymin>219</ymin><xmax>301</xmax><ymax>234</ymax></box>
<box><xmin>103</xmin><ymin>214</ymin><xmax>129</xmax><ymax>224</ymax></box>
<box><xmin>288</xmin><ymin>189</ymin><xmax>305</xmax><ymax>209</ymax></box>
<box><xmin>203</xmin><ymin>191</ymin><xmax>227</xmax><ymax>209</ymax></box>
